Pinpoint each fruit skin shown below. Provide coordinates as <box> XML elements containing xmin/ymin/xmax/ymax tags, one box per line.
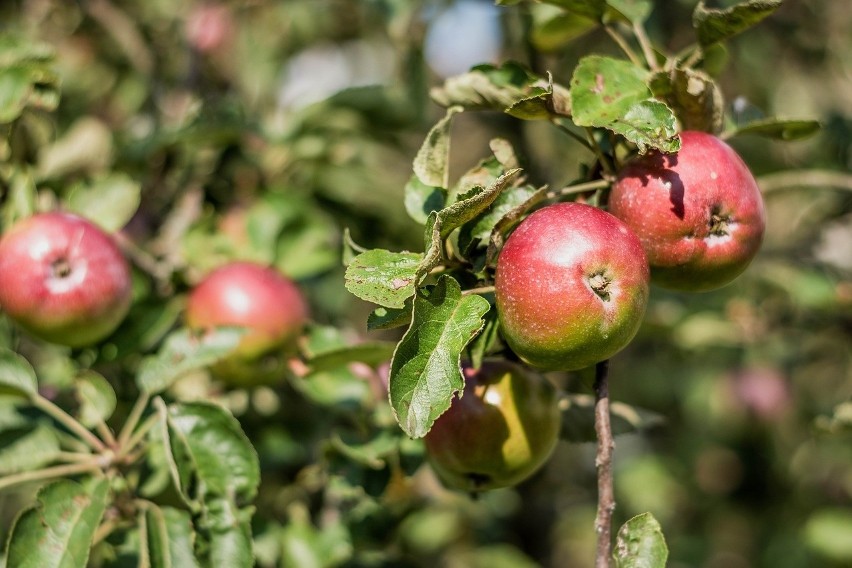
<box><xmin>495</xmin><ymin>202</ymin><xmax>650</xmax><ymax>371</ymax></box>
<box><xmin>424</xmin><ymin>359</ymin><xmax>561</xmax><ymax>492</ymax></box>
<box><xmin>185</xmin><ymin>261</ymin><xmax>308</xmax><ymax>385</ymax></box>
<box><xmin>608</xmin><ymin>130</ymin><xmax>766</xmax><ymax>292</ymax></box>
<box><xmin>0</xmin><ymin>212</ymin><xmax>132</xmax><ymax>347</ymax></box>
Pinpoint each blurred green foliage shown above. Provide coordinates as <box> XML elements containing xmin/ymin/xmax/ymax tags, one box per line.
<box><xmin>0</xmin><ymin>0</ymin><xmax>850</xmax><ymax>567</ymax></box>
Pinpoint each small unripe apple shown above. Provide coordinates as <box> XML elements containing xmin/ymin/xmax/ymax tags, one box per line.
<box><xmin>424</xmin><ymin>359</ymin><xmax>560</xmax><ymax>492</ymax></box>
<box><xmin>495</xmin><ymin>202</ymin><xmax>650</xmax><ymax>371</ymax></box>
<box><xmin>0</xmin><ymin>212</ymin><xmax>132</xmax><ymax>347</ymax></box>
<box><xmin>186</xmin><ymin>261</ymin><xmax>308</xmax><ymax>385</ymax></box>
<box><xmin>609</xmin><ymin>131</ymin><xmax>766</xmax><ymax>292</ymax></box>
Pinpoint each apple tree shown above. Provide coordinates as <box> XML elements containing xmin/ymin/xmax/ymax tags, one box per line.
<box><xmin>0</xmin><ymin>1</ymin><xmax>848</xmax><ymax>567</ymax></box>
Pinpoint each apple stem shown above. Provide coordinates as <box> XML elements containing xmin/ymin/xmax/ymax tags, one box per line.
<box><xmin>594</xmin><ymin>359</ymin><xmax>615</xmax><ymax>568</ymax></box>
<box><xmin>0</xmin><ymin>460</ymin><xmax>103</xmax><ymax>492</ymax></box>
<box><xmin>603</xmin><ymin>26</ymin><xmax>644</xmax><ymax>68</ymax></box>
<box><xmin>33</xmin><ymin>394</ymin><xmax>107</xmax><ymax>452</ymax></box>
<box><xmin>117</xmin><ymin>392</ymin><xmax>151</xmax><ymax>451</ymax></box>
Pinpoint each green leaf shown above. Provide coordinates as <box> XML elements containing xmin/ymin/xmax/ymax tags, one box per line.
<box><xmin>693</xmin><ymin>0</ymin><xmax>783</xmax><ymax>47</ymax></box>
<box><xmin>367</xmin><ymin>303</ymin><xmax>413</xmax><ymax>331</ymax></box>
<box><xmin>559</xmin><ymin>394</ymin><xmax>665</xmax><ymax>443</ymax></box>
<box><xmin>570</xmin><ymin>55</ymin><xmax>679</xmax><ymax>152</ymax></box>
<box><xmin>804</xmin><ymin>508</ymin><xmax>852</xmax><ymax>562</ymax></box>
<box><xmin>38</xmin><ymin>118</ymin><xmax>113</xmax><ymax>181</ymax></box>
<box><xmin>145</xmin><ymin>505</ymin><xmax>202</xmax><ymax>568</ymax></box>
<box><xmin>0</xmin><ymin>67</ymin><xmax>31</xmax><ymax>123</ymax></box>
<box><xmin>330</xmin><ymin>429</ymin><xmax>399</xmax><ymax>469</ymax></box>
<box><xmin>532</xmin><ymin>9</ymin><xmax>599</xmax><ymax>52</ymax></box>
<box><xmin>0</xmin><ymin>423</ymin><xmax>60</xmax><ymax>475</ymax></box>
<box><xmin>605</xmin><ymin>0</ymin><xmax>653</xmax><ymax>24</ymax></box>
<box><xmin>0</xmin><ymin>348</ymin><xmax>37</xmax><ymax>398</ymax></box>
<box><xmin>161</xmin><ymin>401</ymin><xmax>260</xmax><ymax>506</ymax></box>
<box><xmin>389</xmin><ymin>275</ymin><xmax>491</xmax><ymax>438</ymax></box>
<box><xmin>436</xmin><ymin>169</ymin><xmax>522</xmax><ymax>241</ymax></box>
<box><xmin>136</xmin><ymin>327</ymin><xmax>246</xmax><ymax>395</ymax></box>
<box><xmin>608</xmin><ymin>99</ymin><xmax>681</xmax><ymax>153</ymax></box>
<box><xmin>5</xmin><ymin>477</ymin><xmax>110</xmax><ymax>568</ymax></box>
<box><xmin>74</xmin><ymin>371</ymin><xmax>116</xmax><ymax>429</ymax></box>
<box><xmin>431</xmin><ymin>62</ymin><xmax>569</xmax><ymax>119</ymax></box>
<box><xmin>650</xmin><ymin>68</ymin><xmax>724</xmax><ymax>134</ymax></box>
<box><xmin>414</xmin><ymin>106</ymin><xmax>462</xmax><ymax>189</ymax></box>
<box><xmin>467</xmin><ymin>306</ymin><xmax>500</xmax><ymax>370</ymax></box>
<box><xmin>404</xmin><ymin>175</ymin><xmax>445</xmax><ymax>225</ymax></box>
<box><xmin>64</xmin><ymin>173</ymin><xmax>141</xmax><ymax>233</ymax></box>
<box><xmin>539</xmin><ymin>0</ymin><xmax>606</xmax><ymax>20</ymax></box>
<box><xmin>613</xmin><ymin>513</ymin><xmax>669</xmax><ymax>568</ymax></box>
<box><xmin>305</xmin><ymin>341</ymin><xmax>396</xmax><ymax>373</ymax></box>
<box><xmin>280</xmin><ymin>503</ymin><xmax>351</xmax><ymax>568</ymax></box>
<box><xmin>726</xmin><ymin>118</ymin><xmax>821</xmax><ymax>141</ymax></box>
<box><xmin>486</xmin><ymin>185</ymin><xmax>550</xmax><ymax>266</ymax></box>
<box><xmin>458</xmin><ymin>184</ymin><xmax>538</xmax><ymax>255</ymax></box>
<box><xmin>345</xmin><ymin>249</ymin><xmax>423</xmax><ymax>309</ymax></box>
<box><xmin>198</xmin><ymin>497</ymin><xmax>254</xmax><ymax>568</ymax></box>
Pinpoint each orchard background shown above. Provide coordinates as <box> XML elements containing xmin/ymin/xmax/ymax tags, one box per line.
<box><xmin>0</xmin><ymin>1</ymin><xmax>850</xmax><ymax>567</ymax></box>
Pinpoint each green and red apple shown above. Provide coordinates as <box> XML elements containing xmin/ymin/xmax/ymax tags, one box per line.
<box><xmin>609</xmin><ymin>131</ymin><xmax>765</xmax><ymax>292</ymax></box>
<box><xmin>424</xmin><ymin>359</ymin><xmax>561</xmax><ymax>492</ymax></box>
<box><xmin>186</xmin><ymin>261</ymin><xmax>308</xmax><ymax>385</ymax></box>
<box><xmin>495</xmin><ymin>202</ymin><xmax>650</xmax><ymax>371</ymax></box>
<box><xmin>0</xmin><ymin>212</ymin><xmax>132</xmax><ymax>347</ymax></box>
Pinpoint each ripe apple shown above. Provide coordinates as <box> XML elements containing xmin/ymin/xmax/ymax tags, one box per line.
<box><xmin>185</xmin><ymin>261</ymin><xmax>308</xmax><ymax>385</ymax></box>
<box><xmin>494</xmin><ymin>202</ymin><xmax>650</xmax><ymax>371</ymax></box>
<box><xmin>0</xmin><ymin>212</ymin><xmax>132</xmax><ymax>347</ymax></box>
<box><xmin>424</xmin><ymin>359</ymin><xmax>560</xmax><ymax>492</ymax></box>
<box><xmin>608</xmin><ymin>131</ymin><xmax>766</xmax><ymax>292</ymax></box>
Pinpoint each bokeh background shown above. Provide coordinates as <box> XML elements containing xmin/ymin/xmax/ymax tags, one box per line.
<box><xmin>0</xmin><ymin>0</ymin><xmax>850</xmax><ymax>566</ymax></box>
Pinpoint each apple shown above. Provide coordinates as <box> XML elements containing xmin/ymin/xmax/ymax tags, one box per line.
<box><xmin>185</xmin><ymin>261</ymin><xmax>308</xmax><ymax>385</ymax></box>
<box><xmin>0</xmin><ymin>212</ymin><xmax>132</xmax><ymax>347</ymax></box>
<box><xmin>608</xmin><ymin>131</ymin><xmax>766</xmax><ymax>292</ymax></box>
<box><xmin>424</xmin><ymin>359</ymin><xmax>560</xmax><ymax>492</ymax></box>
<box><xmin>494</xmin><ymin>202</ymin><xmax>650</xmax><ymax>371</ymax></box>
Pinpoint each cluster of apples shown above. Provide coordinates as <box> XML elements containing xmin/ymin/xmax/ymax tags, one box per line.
<box><xmin>423</xmin><ymin>131</ymin><xmax>766</xmax><ymax>492</ymax></box>
<box><xmin>0</xmin><ymin>213</ymin><xmax>308</xmax><ymax>381</ymax></box>
<box><xmin>0</xmin><ymin>132</ymin><xmax>764</xmax><ymax>494</ymax></box>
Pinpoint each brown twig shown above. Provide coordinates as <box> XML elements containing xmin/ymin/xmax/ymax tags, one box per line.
<box><xmin>594</xmin><ymin>359</ymin><xmax>615</xmax><ymax>568</ymax></box>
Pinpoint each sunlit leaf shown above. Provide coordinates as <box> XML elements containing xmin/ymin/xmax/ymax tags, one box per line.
<box><xmin>136</xmin><ymin>327</ymin><xmax>246</xmax><ymax>395</ymax></box>
<box><xmin>306</xmin><ymin>341</ymin><xmax>396</xmax><ymax>372</ymax></box>
<box><xmin>145</xmin><ymin>505</ymin><xmax>201</xmax><ymax>568</ymax></box>
<box><xmin>0</xmin><ymin>423</ymin><xmax>60</xmax><ymax>475</ymax></box>
<box><xmin>606</xmin><ymin>0</ymin><xmax>653</xmax><ymax>24</ymax></box>
<box><xmin>344</xmin><ymin>249</ymin><xmax>423</xmax><ymax>309</ymax></box>
<box><xmin>404</xmin><ymin>174</ymin><xmax>445</xmax><ymax>225</ymax></box>
<box><xmin>570</xmin><ymin>55</ymin><xmax>679</xmax><ymax>152</ymax></box>
<box><xmin>414</xmin><ymin>106</ymin><xmax>461</xmax><ymax>189</ymax></box>
<box><xmin>650</xmin><ymin>68</ymin><xmax>724</xmax><ymax>133</ymax></box>
<box><xmin>162</xmin><ymin>401</ymin><xmax>259</xmax><ymax>508</ymax></box>
<box><xmin>0</xmin><ymin>348</ymin><xmax>37</xmax><ymax>398</ymax></box>
<box><xmin>613</xmin><ymin>512</ymin><xmax>669</xmax><ymax>568</ymax></box>
<box><xmin>198</xmin><ymin>497</ymin><xmax>254</xmax><ymax>568</ymax></box>
<box><xmin>726</xmin><ymin>118</ymin><xmax>821</xmax><ymax>141</ymax></box>
<box><xmin>74</xmin><ymin>370</ymin><xmax>116</xmax><ymax>429</ymax></box>
<box><xmin>693</xmin><ymin>0</ymin><xmax>783</xmax><ymax>47</ymax></box>
<box><xmin>389</xmin><ymin>275</ymin><xmax>490</xmax><ymax>438</ymax></box>
<box><xmin>5</xmin><ymin>477</ymin><xmax>110</xmax><ymax>568</ymax></box>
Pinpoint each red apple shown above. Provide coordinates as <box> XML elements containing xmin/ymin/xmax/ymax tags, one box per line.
<box><xmin>424</xmin><ymin>359</ymin><xmax>560</xmax><ymax>492</ymax></box>
<box><xmin>0</xmin><ymin>212</ymin><xmax>132</xmax><ymax>347</ymax></box>
<box><xmin>186</xmin><ymin>261</ymin><xmax>308</xmax><ymax>385</ymax></box>
<box><xmin>608</xmin><ymin>131</ymin><xmax>766</xmax><ymax>292</ymax></box>
<box><xmin>495</xmin><ymin>202</ymin><xmax>650</xmax><ymax>371</ymax></box>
